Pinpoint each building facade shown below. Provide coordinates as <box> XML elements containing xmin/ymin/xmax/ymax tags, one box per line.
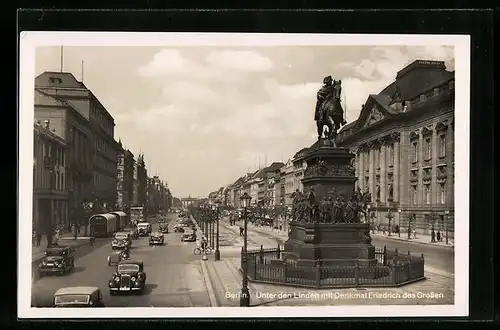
<box><xmin>337</xmin><ymin>60</ymin><xmax>455</xmax><ymax>237</ymax></box>
<box><xmin>116</xmin><ymin>141</ymin><xmax>135</xmax><ymax>211</ymax></box>
<box><xmin>35</xmin><ymin>71</ymin><xmax>119</xmax><ymax>223</ymax></box>
<box><xmin>135</xmin><ymin>154</ymin><xmax>148</xmax><ymax>207</ymax></box>
<box><xmin>33</xmin><ymin>121</ymin><xmax>68</xmax><ymax>234</ymax></box>
<box><xmin>282</xmin><ymin>159</ymin><xmax>295</xmax><ymax>206</ymax></box>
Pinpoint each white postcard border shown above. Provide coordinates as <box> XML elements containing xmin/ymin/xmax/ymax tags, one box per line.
<box><xmin>18</xmin><ymin>32</ymin><xmax>470</xmax><ymax>318</ymax></box>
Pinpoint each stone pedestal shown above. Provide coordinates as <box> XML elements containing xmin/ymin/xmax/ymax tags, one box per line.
<box><xmin>283</xmin><ymin>139</ymin><xmax>377</xmax><ymax>271</ymax></box>
<box><xmin>283</xmin><ymin>222</ymin><xmax>376</xmax><ymax>267</ymax></box>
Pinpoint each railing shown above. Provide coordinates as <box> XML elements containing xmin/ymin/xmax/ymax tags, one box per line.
<box><xmin>241</xmin><ymin>245</ymin><xmax>425</xmax><ymax>288</ymax></box>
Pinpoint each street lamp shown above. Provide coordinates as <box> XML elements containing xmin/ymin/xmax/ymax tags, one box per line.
<box><xmin>397</xmin><ymin>208</ymin><xmax>401</xmax><ymax>237</ymax></box>
<box><xmin>444</xmin><ymin>210</ymin><xmax>449</xmax><ymax>245</ymax></box>
<box><xmin>367</xmin><ymin>204</ymin><xmax>372</xmax><ymax>233</ymax></box>
<box><xmin>214</xmin><ymin>199</ymin><xmax>221</xmax><ymax>261</ymax></box>
<box><xmin>239</xmin><ymin>192</ymin><xmax>252</xmax><ymax>307</ymax></box>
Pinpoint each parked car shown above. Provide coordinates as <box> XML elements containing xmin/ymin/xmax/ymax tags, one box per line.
<box><xmin>38</xmin><ymin>246</ymin><xmax>75</xmax><ymax>277</ymax></box>
<box><xmin>108</xmin><ymin>260</ymin><xmax>147</xmax><ymax>295</ymax></box>
<box><xmin>54</xmin><ymin>286</ymin><xmax>105</xmax><ymax>307</ymax></box>
<box><xmin>181</xmin><ymin>229</ymin><xmax>197</xmax><ymax>242</ymax></box>
<box><xmin>136</xmin><ymin>222</ymin><xmax>152</xmax><ymax>236</ymax></box>
<box><xmin>149</xmin><ymin>232</ymin><xmax>165</xmax><ymax>245</ymax></box>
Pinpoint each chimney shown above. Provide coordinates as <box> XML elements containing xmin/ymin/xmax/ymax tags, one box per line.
<box><xmin>44</xmin><ymin>120</ymin><xmax>50</xmax><ymax>129</ymax></box>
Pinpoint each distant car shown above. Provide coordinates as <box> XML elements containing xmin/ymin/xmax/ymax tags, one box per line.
<box><xmin>107</xmin><ymin>250</ymin><xmax>128</xmax><ymax>266</ymax></box>
<box><xmin>38</xmin><ymin>246</ymin><xmax>75</xmax><ymax>276</ymax></box>
<box><xmin>136</xmin><ymin>223</ymin><xmax>152</xmax><ymax>236</ymax></box>
<box><xmin>112</xmin><ymin>232</ymin><xmax>132</xmax><ymax>249</ymax></box>
<box><xmin>149</xmin><ymin>232</ymin><xmax>165</xmax><ymax>245</ymax></box>
<box><xmin>108</xmin><ymin>260</ymin><xmax>147</xmax><ymax>295</ymax></box>
<box><xmin>173</xmin><ymin>222</ymin><xmax>191</xmax><ymax>233</ymax></box>
<box><xmin>123</xmin><ymin>226</ymin><xmax>139</xmax><ymax>239</ymax></box>
<box><xmin>181</xmin><ymin>229</ymin><xmax>196</xmax><ymax>242</ymax></box>
<box><xmin>54</xmin><ymin>286</ymin><xmax>105</xmax><ymax>307</ymax></box>
<box><xmin>158</xmin><ymin>223</ymin><xmax>169</xmax><ymax>233</ymax></box>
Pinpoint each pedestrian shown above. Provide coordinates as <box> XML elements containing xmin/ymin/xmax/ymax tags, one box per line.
<box><xmin>431</xmin><ymin>230</ymin><xmax>436</xmax><ymax>243</ymax></box>
<box><xmin>239</xmin><ymin>226</ymin><xmax>244</xmax><ymax>237</ymax></box>
<box><xmin>36</xmin><ymin>232</ymin><xmax>42</xmax><ymax>247</ymax></box>
<box><xmin>436</xmin><ymin>231</ymin><xmax>441</xmax><ymax>242</ymax></box>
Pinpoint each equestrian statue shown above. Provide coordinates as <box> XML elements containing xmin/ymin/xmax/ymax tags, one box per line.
<box><xmin>314</xmin><ymin>75</ymin><xmax>347</xmax><ymax>142</ymax></box>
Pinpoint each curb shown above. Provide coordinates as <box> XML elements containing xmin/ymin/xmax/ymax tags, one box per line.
<box><xmin>199</xmin><ymin>260</ymin><xmax>219</xmax><ymax>307</ymax></box>
<box><xmin>371</xmin><ymin>234</ymin><xmax>454</xmax><ymax>250</ymax></box>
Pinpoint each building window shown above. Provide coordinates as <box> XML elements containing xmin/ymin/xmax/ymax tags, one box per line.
<box><xmin>424</xmin><ymin>137</ymin><xmax>431</xmax><ymax>160</ymax></box>
<box><xmin>412</xmin><ymin>185</ymin><xmax>417</xmax><ymax>204</ymax></box>
<box><xmin>439</xmin><ymin>134</ymin><xmax>446</xmax><ymax>158</ymax></box>
<box><xmin>424</xmin><ymin>184</ymin><xmax>431</xmax><ymax>204</ymax></box>
<box><xmin>411</xmin><ymin>141</ymin><xmax>418</xmax><ymax>163</ymax></box>
<box><xmin>439</xmin><ymin>183</ymin><xmax>446</xmax><ymax>204</ymax></box>
<box><xmin>388</xmin><ymin>144</ymin><xmax>394</xmax><ymax>166</ymax></box>
<box><xmin>433</xmin><ymin>87</ymin><xmax>440</xmax><ymax>97</ymax></box>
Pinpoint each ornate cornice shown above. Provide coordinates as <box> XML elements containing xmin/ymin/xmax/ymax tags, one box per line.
<box><xmin>435</xmin><ymin>121</ymin><xmax>448</xmax><ymax>132</ymax></box>
<box><xmin>421</xmin><ymin>126</ymin><xmax>433</xmax><ymax>136</ymax></box>
<box><xmin>358</xmin><ymin>143</ymin><xmax>369</xmax><ymax>152</ymax></box>
<box><xmin>409</xmin><ymin>130</ymin><xmax>420</xmax><ymax>140</ymax></box>
<box><xmin>389</xmin><ymin>131</ymin><xmax>401</xmax><ymax>142</ymax></box>
<box><xmin>367</xmin><ymin>139</ymin><xmax>380</xmax><ymax>149</ymax></box>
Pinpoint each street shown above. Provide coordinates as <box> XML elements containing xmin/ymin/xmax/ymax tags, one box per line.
<box><xmin>31</xmin><ymin>213</ymin><xmax>454</xmax><ymax>308</ymax></box>
<box><xmin>32</xmin><ymin>214</ymin><xmax>210</xmax><ymax>307</ymax></box>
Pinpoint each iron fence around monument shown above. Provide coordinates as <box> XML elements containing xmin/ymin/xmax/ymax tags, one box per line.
<box><xmin>241</xmin><ymin>245</ymin><xmax>425</xmax><ymax>288</ymax></box>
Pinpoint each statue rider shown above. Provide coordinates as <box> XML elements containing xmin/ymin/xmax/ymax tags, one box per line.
<box><xmin>315</xmin><ymin>76</ymin><xmax>335</xmax><ymax>123</ymax></box>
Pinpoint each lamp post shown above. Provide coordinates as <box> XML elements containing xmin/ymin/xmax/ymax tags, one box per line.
<box><xmin>444</xmin><ymin>210</ymin><xmax>449</xmax><ymax>245</ymax></box>
<box><xmin>214</xmin><ymin>199</ymin><xmax>221</xmax><ymax>261</ymax></box>
<box><xmin>397</xmin><ymin>208</ymin><xmax>401</xmax><ymax>237</ymax></box>
<box><xmin>203</xmin><ymin>205</ymin><xmax>209</xmax><ymax>241</ymax></box>
<box><xmin>239</xmin><ymin>192</ymin><xmax>252</xmax><ymax>307</ymax></box>
<box><xmin>367</xmin><ymin>204</ymin><xmax>372</xmax><ymax>232</ymax></box>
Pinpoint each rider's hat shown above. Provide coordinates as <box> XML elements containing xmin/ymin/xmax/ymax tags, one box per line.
<box><xmin>323</xmin><ymin>76</ymin><xmax>333</xmax><ymax>84</ymax></box>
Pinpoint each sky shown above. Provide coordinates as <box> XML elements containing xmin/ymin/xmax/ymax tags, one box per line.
<box><xmin>35</xmin><ymin>45</ymin><xmax>454</xmax><ymax>198</ymax></box>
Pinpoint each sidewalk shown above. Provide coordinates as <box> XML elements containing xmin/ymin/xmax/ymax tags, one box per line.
<box><xmin>31</xmin><ymin>226</ymin><xmax>90</xmax><ymax>262</ymax></box>
<box><xmin>243</xmin><ymin>222</ymin><xmax>454</xmax><ymax>250</ymax></box>
<box><xmin>200</xmin><ymin>257</ymin><xmax>454</xmax><ymax>307</ymax></box>
<box><xmin>370</xmin><ymin>231</ymin><xmax>454</xmax><ymax>249</ymax></box>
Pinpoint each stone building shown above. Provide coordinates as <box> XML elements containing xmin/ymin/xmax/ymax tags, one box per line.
<box><xmin>135</xmin><ymin>154</ymin><xmax>148</xmax><ymax>207</ymax></box>
<box><xmin>33</xmin><ymin>121</ymin><xmax>68</xmax><ymax>233</ymax></box>
<box><xmin>35</xmin><ymin>71</ymin><xmax>119</xmax><ymax>219</ymax></box>
<box><xmin>336</xmin><ymin>60</ymin><xmax>455</xmax><ymax>237</ymax></box>
<box><xmin>116</xmin><ymin>140</ymin><xmax>135</xmax><ymax>211</ymax></box>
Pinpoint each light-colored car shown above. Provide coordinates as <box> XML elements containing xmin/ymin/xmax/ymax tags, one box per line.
<box><xmin>54</xmin><ymin>286</ymin><xmax>105</xmax><ymax>307</ymax></box>
<box><xmin>136</xmin><ymin>223</ymin><xmax>152</xmax><ymax>236</ymax></box>
<box><xmin>149</xmin><ymin>232</ymin><xmax>165</xmax><ymax>245</ymax></box>
<box><xmin>181</xmin><ymin>229</ymin><xmax>197</xmax><ymax>242</ymax></box>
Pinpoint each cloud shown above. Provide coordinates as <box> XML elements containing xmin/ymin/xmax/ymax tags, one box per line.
<box><xmin>205</xmin><ymin>50</ymin><xmax>274</xmax><ymax>71</ymax></box>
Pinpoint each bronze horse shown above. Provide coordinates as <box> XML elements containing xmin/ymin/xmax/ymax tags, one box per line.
<box><xmin>316</xmin><ymin>80</ymin><xmax>347</xmax><ymax>141</ymax></box>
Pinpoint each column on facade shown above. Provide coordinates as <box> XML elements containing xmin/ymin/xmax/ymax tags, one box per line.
<box><xmin>431</xmin><ymin>124</ymin><xmax>438</xmax><ymax>204</ymax></box>
<box><xmin>446</xmin><ymin>119</ymin><xmax>454</xmax><ymax>210</ymax></box>
<box><xmin>358</xmin><ymin>145</ymin><xmax>365</xmax><ymax>192</ymax></box>
<box><xmin>379</xmin><ymin>137</ymin><xmax>387</xmax><ymax>203</ymax></box>
<box><xmin>392</xmin><ymin>132</ymin><xmax>401</xmax><ymax>203</ymax></box>
<box><xmin>417</xmin><ymin>129</ymin><xmax>423</xmax><ymax>205</ymax></box>
<box><xmin>368</xmin><ymin>141</ymin><xmax>376</xmax><ymax>197</ymax></box>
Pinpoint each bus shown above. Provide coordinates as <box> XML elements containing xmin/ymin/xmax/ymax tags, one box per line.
<box><xmin>130</xmin><ymin>206</ymin><xmax>145</xmax><ymax>224</ymax></box>
<box><xmin>89</xmin><ymin>213</ymin><xmax>118</xmax><ymax>237</ymax></box>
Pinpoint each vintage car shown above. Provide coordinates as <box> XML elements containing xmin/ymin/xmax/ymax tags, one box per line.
<box><xmin>54</xmin><ymin>286</ymin><xmax>105</xmax><ymax>307</ymax></box>
<box><xmin>123</xmin><ymin>226</ymin><xmax>139</xmax><ymax>239</ymax></box>
<box><xmin>173</xmin><ymin>221</ymin><xmax>192</xmax><ymax>233</ymax></box>
<box><xmin>111</xmin><ymin>232</ymin><xmax>132</xmax><ymax>249</ymax></box>
<box><xmin>136</xmin><ymin>222</ymin><xmax>152</xmax><ymax>236</ymax></box>
<box><xmin>181</xmin><ymin>229</ymin><xmax>197</xmax><ymax>242</ymax></box>
<box><xmin>149</xmin><ymin>231</ymin><xmax>165</xmax><ymax>245</ymax></box>
<box><xmin>38</xmin><ymin>246</ymin><xmax>75</xmax><ymax>276</ymax></box>
<box><xmin>158</xmin><ymin>223</ymin><xmax>169</xmax><ymax>233</ymax></box>
<box><xmin>107</xmin><ymin>250</ymin><xmax>128</xmax><ymax>266</ymax></box>
<box><xmin>108</xmin><ymin>260</ymin><xmax>147</xmax><ymax>295</ymax></box>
